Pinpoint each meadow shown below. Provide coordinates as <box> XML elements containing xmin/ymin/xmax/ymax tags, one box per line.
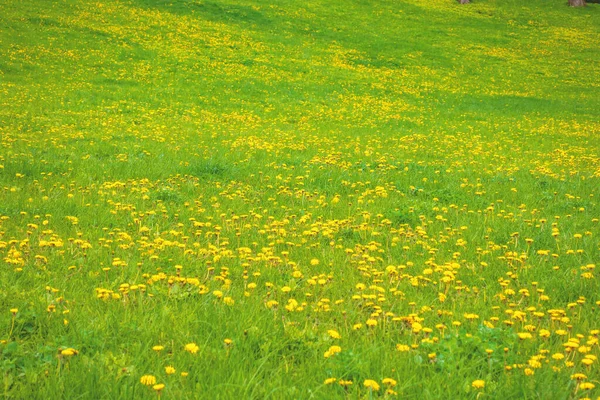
<box><xmin>1</xmin><ymin>0</ymin><xmax>600</xmax><ymax>398</ymax></box>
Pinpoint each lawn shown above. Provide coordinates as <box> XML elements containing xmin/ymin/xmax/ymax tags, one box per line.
<box><xmin>1</xmin><ymin>0</ymin><xmax>599</xmax><ymax>398</ymax></box>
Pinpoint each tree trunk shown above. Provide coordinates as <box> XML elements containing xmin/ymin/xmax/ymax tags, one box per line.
<box><xmin>569</xmin><ymin>0</ymin><xmax>586</xmax><ymax>6</ymax></box>
<box><xmin>458</xmin><ymin>0</ymin><xmax>470</xmax><ymax>3</ymax></box>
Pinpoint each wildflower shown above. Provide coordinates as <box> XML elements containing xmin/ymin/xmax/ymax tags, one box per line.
<box><xmin>396</xmin><ymin>344</ymin><xmax>410</xmax><ymax>352</ymax></box>
<box><xmin>184</xmin><ymin>343</ymin><xmax>199</xmax><ymax>354</ymax></box>
<box><xmin>581</xmin><ymin>358</ymin><xmax>593</xmax><ymax>366</ymax></box>
<box><xmin>324</xmin><ymin>345</ymin><xmax>342</xmax><ymax>358</ymax></box>
<box><xmin>364</xmin><ymin>379</ymin><xmax>380</xmax><ymax>391</ymax></box>
<box><xmin>382</xmin><ymin>378</ymin><xmax>397</xmax><ymax>387</ymax></box>
<box><xmin>181</xmin><ymin>372</ymin><xmax>189</xmax><ymax>377</ymax></box>
<box><xmin>153</xmin><ymin>383</ymin><xmax>165</xmax><ymax>393</ymax></box>
<box><xmin>579</xmin><ymin>382</ymin><xmax>595</xmax><ymax>390</ymax></box>
<box><xmin>152</xmin><ymin>345</ymin><xmax>164</xmax><ymax>352</ymax></box>
<box><xmin>60</xmin><ymin>348</ymin><xmax>78</xmax><ymax>356</ymax></box>
<box><xmin>223</xmin><ymin>297</ymin><xmax>235</xmax><ymax>306</ymax></box>
<box><xmin>324</xmin><ymin>378</ymin><xmax>337</xmax><ymax>385</ymax></box>
<box><xmin>327</xmin><ymin>330</ymin><xmax>341</xmax><ymax>339</ymax></box>
<box><xmin>539</xmin><ymin>329</ymin><xmax>551</xmax><ymax>338</ymax></box>
<box><xmin>517</xmin><ymin>332</ymin><xmax>533</xmax><ymax>340</ymax></box>
<box><xmin>411</xmin><ymin>322</ymin><xmax>422</xmax><ymax>333</ymax></box>
<box><xmin>471</xmin><ymin>380</ymin><xmax>485</xmax><ymax>389</ymax></box>
<box><xmin>578</xmin><ymin>346</ymin><xmax>590</xmax><ymax>354</ymax></box>
<box><xmin>165</xmin><ymin>366</ymin><xmax>175</xmax><ymax>375</ymax></box>
<box><xmin>266</xmin><ymin>300</ymin><xmax>279</xmax><ymax>309</ymax></box>
<box><xmin>10</xmin><ymin>308</ymin><xmax>18</xmax><ymax>315</ymax></box>
<box><xmin>366</xmin><ymin>319</ymin><xmax>377</xmax><ymax>327</ymax></box>
<box><xmin>140</xmin><ymin>375</ymin><xmax>157</xmax><ymax>386</ymax></box>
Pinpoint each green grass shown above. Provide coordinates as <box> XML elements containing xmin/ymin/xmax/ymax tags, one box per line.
<box><xmin>1</xmin><ymin>0</ymin><xmax>600</xmax><ymax>398</ymax></box>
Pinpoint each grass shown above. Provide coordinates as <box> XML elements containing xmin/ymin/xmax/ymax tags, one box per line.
<box><xmin>1</xmin><ymin>0</ymin><xmax>600</xmax><ymax>398</ymax></box>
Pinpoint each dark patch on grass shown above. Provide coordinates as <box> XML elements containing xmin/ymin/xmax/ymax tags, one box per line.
<box><xmin>455</xmin><ymin>93</ymin><xmax>559</xmax><ymax>116</ymax></box>
<box><xmin>26</xmin><ymin>17</ymin><xmax>62</xmax><ymax>28</ymax></box>
<box><xmin>134</xmin><ymin>0</ymin><xmax>271</xmax><ymax>26</ymax></box>
<box><xmin>430</xmin><ymin>188</ymin><xmax>460</xmax><ymax>204</ymax></box>
<box><xmin>188</xmin><ymin>160</ymin><xmax>232</xmax><ymax>179</ymax></box>
<box><xmin>94</xmin><ymin>78</ymin><xmax>140</xmax><ymax>88</ymax></box>
<box><xmin>155</xmin><ymin>188</ymin><xmax>183</xmax><ymax>203</ymax></box>
<box><xmin>389</xmin><ymin>208</ymin><xmax>420</xmax><ymax>226</ymax></box>
<box><xmin>0</xmin><ymin>61</ymin><xmax>21</xmax><ymax>75</ymax></box>
<box><xmin>76</xmin><ymin>26</ymin><xmax>112</xmax><ymax>39</ymax></box>
<box><xmin>191</xmin><ymin>1</ymin><xmax>271</xmax><ymax>25</ymax></box>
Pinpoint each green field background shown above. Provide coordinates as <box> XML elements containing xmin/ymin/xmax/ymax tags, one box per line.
<box><xmin>0</xmin><ymin>0</ymin><xmax>599</xmax><ymax>398</ymax></box>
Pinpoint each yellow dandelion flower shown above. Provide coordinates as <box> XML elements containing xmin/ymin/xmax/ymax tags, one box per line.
<box><xmin>324</xmin><ymin>345</ymin><xmax>342</xmax><ymax>358</ymax></box>
<box><xmin>571</xmin><ymin>373</ymin><xmax>587</xmax><ymax>380</ymax></box>
<box><xmin>184</xmin><ymin>343</ymin><xmax>199</xmax><ymax>354</ymax></box>
<box><xmin>471</xmin><ymin>380</ymin><xmax>485</xmax><ymax>389</ymax></box>
<box><xmin>581</xmin><ymin>358</ymin><xmax>593</xmax><ymax>366</ymax></box>
<box><xmin>364</xmin><ymin>379</ymin><xmax>380</xmax><ymax>391</ymax></box>
<box><xmin>223</xmin><ymin>297</ymin><xmax>235</xmax><ymax>306</ymax></box>
<box><xmin>396</xmin><ymin>344</ymin><xmax>410</xmax><ymax>352</ymax></box>
<box><xmin>140</xmin><ymin>375</ymin><xmax>157</xmax><ymax>386</ymax></box>
<box><xmin>382</xmin><ymin>378</ymin><xmax>397</xmax><ymax>387</ymax></box>
<box><xmin>60</xmin><ymin>348</ymin><xmax>78</xmax><ymax>356</ymax></box>
<box><xmin>517</xmin><ymin>332</ymin><xmax>533</xmax><ymax>340</ymax></box>
<box><xmin>411</xmin><ymin>322</ymin><xmax>422</xmax><ymax>333</ymax></box>
<box><xmin>327</xmin><ymin>330</ymin><xmax>341</xmax><ymax>339</ymax></box>
<box><xmin>152</xmin><ymin>383</ymin><xmax>165</xmax><ymax>392</ymax></box>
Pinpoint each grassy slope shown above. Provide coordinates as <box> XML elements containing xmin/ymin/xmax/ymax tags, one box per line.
<box><xmin>0</xmin><ymin>0</ymin><xmax>599</xmax><ymax>398</ymax></box>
